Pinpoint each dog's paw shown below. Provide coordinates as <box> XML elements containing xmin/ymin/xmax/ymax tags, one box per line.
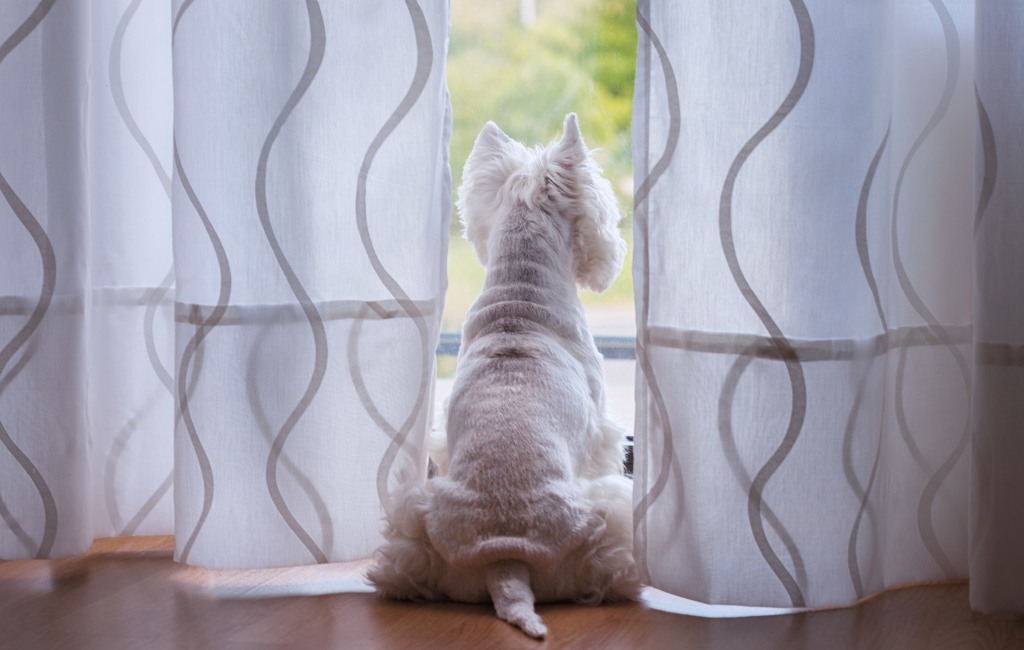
<box><xmin>426</xmin><ymin>426</ymin><xmax>449</xmax><ymax>476</ymax></box>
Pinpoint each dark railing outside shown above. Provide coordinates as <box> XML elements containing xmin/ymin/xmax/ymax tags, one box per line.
<box><xmin>436</xmin><ymin>332</ymin><xmax>637</xmax><ymax>360</ymax></box>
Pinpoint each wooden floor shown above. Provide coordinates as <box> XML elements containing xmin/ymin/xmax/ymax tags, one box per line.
<box><xmin>1</xmin><ymin>537</ymin><xmax>1022</xmax><ymax>649</ymax></box>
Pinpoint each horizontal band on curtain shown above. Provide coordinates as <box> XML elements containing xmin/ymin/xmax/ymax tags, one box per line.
<box><xmin>649</xmin><ymin>326</ymin><xmax>1024</xmax><ymax>368</ymax></box>
<box><xmin>3</xmin><ymin>293</ymin><xmax>440</xmax><ymax>325</ymax></box>
<box><xmin>0</xmin><ymin>290</ymin><xmax>169</xmax><ymax>315</ymax></box>
<box><xmin>173</xmin><ymin>298</ymin><xmax>438</xmax><ymax>326</ymax></box>
<box><xmin>649</xmin><ymin>325</ymin><xmax>972</xmax><ymax>361</ymax></box>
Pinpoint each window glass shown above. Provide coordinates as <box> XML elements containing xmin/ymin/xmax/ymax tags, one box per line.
<box><xmin>439</xmin><ymin>0</ymin><xmax>637</xmax><ymax>434</ymax></box>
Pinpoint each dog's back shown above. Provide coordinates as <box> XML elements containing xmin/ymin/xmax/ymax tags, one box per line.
<box><xmin>428</xmin><ymin>292</ymin><xmax>598</xmax><ymax>575</ymax></box>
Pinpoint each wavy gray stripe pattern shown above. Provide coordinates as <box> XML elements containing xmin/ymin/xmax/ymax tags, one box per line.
<box><xmin>109</xmin><ymin>427</ymin><xmax>174</xmax><ymax>535</ymax></box>
<box><xmin>104</xmin><ymin>388</ymin><xmax>163</xmax><ymax>531</ymax></box>
<box><xmin>175</xmin><ymin>141</ymin><xmax>232</xmax><ymax>563</ymax></box>
<box><xmin>855</xmin><ymin>126</ymin><xmax>891</xmax><ymax>332</ymax></box>
<box><xmin>110</xmin><ymin>0</ymin><xmax>172</xmax><ymax>198</ymax></box>
<box><xmin>120</xmin><ymin>471</ymin><xmax>173</xmax><ymax>536</ymax></box>
<box><xmin>632</xmin><ymin>0</ymin><xmax>653</xmax><ymax>582</ymax></box>
<box><xmin>718</xmin><ymin>350</ymin><xmax>808</xmax><ymax>594</ymax></box>
<box><xmin>348</xmin><ymin>305</ymin><xmax>405</xmax><ymax>445</ymax></box>
<box><xmin>894</xmin><ymin>345</ymin><xmax>931</xmax><ymax>471</ymax></box>
<box><xmin>973</xmin><ymin>86</ymin><xmax>996</xmax><ymax>236</ymax></box>
<box><xmin>632</xmin><ymin>7</ymin><xmax>680</xmax><ymax>208</ymax></box>
<box><xmin>0</xmin><ymin>0</ymin><xmax>59</xmax><ymax>560</ymax></box>
<box><xmin>718</xmin><ymin>0</ymin><xmax>814</xmax><ymax>608</ymax></box>
<box><xmin>106</xmin><ymin>329</ymin><xmax>204</xmax><ymax>537</ymax></box>
<box><xmin>121</xmin><ymin>310</ymin><xmax>206</xmax><ymax>538</ymax></box>
<box><xmin>102</xmin><ymin>275</ymin><xmax>175</xmax><ymax>536</ymax></box>
<box><xmin>842</xmin><ymin>359</ymin><xmax>882</xmax><ymax>599</ymax></box>
<box><xmin>142</xmin><ymin>270</ymin><xmax>176</xmax><ymax>393</ymax></box>
<box><xmin>107</xmin><ymin>0</ymin><xmax>180</xmax><ymax>535</ymax></box>
<box><xmin>0</xmin><ymin>487</ymin><xmax>32</xmax><ymax>554</ymax></box>
<box><xmin>255</xmin><ymin>0</ymin><xmax>329</xmax><ymax>564</ymax></box>
<box><xmin>631</xmin><ymin>1</ymin><xmax>682</xmax><ymax>548</ymax></box>
<box><xmin>354</xmin><ymin>0</ymin><xmax>435</xmax><ymax>513</ymax></box>
<box><xmin>173</xmin><ymin>0</ymin><xmax>197</xmax><ymax>38</ymax></box>
<box><xmin>118</xmin><ymin>316</ymin><xmax>206</xmax><ymax>537</ymax></box>
<box><xmin>0</xmin><ymin>335</ymin><xmax>40</xmax><ymax>553</ymax></box>
<box><xmin>846</xmin><ymin>124</ymin><xmax>890</xmax><ymax>599</ymax></box>
<box><xmin>0</xmin><ymin>334</ymin><xmax>39</xmax><ymax>398</ymax></box>
<box><xmin>169</xmin><ymin>0</ymin><xmax>217</xmax><ymax>567</ymax></box>
<box><xmin>247</xmin><ymin>320</ymin><xmax>333</xmax><ymax>559</ymax></box>
<box><xmin>344</xmin><ymin>301</ymin><xmax>454</xmax><ymax>475</ymax></box>
<box><xmin>890</xmin><ymin>0</ymin><xmax>969</xmax><ymax>581</ymax></box>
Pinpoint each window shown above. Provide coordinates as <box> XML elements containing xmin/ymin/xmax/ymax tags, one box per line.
<box><xmin>436</xmin><ymin>0</ymin><xmax>638</xmax><ymax>467</ymax></box>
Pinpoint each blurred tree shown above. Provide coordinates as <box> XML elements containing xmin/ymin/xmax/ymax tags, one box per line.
<box><xmin>447</xmin><ymin>0</ymin><xmax>637</xmax><ymax>234</ymax></box>
<box><xmin>579</xmin><ymin>0</ymin><xmax>637</xmax><ymax>174</ymax></box>
<box><xmin>582</xmin><ymin>0</ymin><xmax>637</xmax><ymax>109</ymax></box>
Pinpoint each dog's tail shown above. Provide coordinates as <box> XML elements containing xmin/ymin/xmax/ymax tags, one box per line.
<box><xmin>486</xmin><ymin>560</ymin><xmax>547</xmax><ymax>638</ymax></box>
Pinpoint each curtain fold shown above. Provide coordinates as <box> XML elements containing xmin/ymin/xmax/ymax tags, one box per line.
<box><xmin>633</xmin><ymin>0</ymin><xmax>1021</xmax><ymax>612</ymax></box>
<box><xmin>0</xmin><ymin>0</ymin><xmax>450</xmax><ymax>569</ymax></box>
<box><xmin>970</xmin><ymin>0</ymin><xmax>1024</xmax><ymax>614</ymax></box>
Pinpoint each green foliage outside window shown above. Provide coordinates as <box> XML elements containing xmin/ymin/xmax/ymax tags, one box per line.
<box><xmin>443</xmin><ymin>0</ymin><xmax>637</xmax><ymax>332</ymax></box>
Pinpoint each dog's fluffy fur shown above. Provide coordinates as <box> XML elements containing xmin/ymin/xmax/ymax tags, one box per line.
<box><xmin>367</xmin><ymin>114</ymin><xmax>639</xmax><ymax>638</ymax></box>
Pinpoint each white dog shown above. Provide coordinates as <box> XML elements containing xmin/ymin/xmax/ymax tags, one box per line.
<box><xmin>368</xmin><ymin>114</ymin><xmax>640</xmax><ymax>638</ymax></box>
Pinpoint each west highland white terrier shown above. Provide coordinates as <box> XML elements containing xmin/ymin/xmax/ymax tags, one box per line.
<box><xmin>368</xmin><ymin>114</ymin><xmax>640</xmax><ymax>638</ymax></box>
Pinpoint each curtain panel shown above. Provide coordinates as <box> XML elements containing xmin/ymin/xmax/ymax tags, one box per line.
<box><xmin>0</xmin><ymin>0</ymin><xmax>451</xmax><ymax>568</ymax></box>
<box><xmin>633</xmin><ymin>0</ymin><xmax>1022</xmax><ymax>612</ymax></box>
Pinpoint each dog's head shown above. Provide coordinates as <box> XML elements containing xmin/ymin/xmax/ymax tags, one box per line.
<box><xmin>456</xmin><ymin>114</ymin><xmax>626</xmax><ymax>293</ymax></box>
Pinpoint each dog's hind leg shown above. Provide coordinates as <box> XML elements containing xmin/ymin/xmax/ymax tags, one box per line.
<box><xmin>486</xmin><ymin>560</ymin><xmax>547</xmax><ymax>638</ymax></box>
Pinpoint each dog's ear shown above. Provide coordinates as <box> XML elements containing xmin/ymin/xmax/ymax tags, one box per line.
<box><xmin>551</xmin><ymin>113</ymin><xmax>586</xmax><ymax>169</ymax></box>
<box><xmin>472</xmin><ymin>121</ymin><xmax>513</xmax><ymax>161</ymax></box>
<box><xmin>546</xmin><ymin>114</ymin><xmax>626</xmax><ymax>293</ymax></box>
<box><xmin>457</xmin><ymin>121</ymin><xmax>520</xmax><ymax>266</ymax></box>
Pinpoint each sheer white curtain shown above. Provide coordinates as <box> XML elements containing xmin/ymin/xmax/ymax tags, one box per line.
<box><xmin>633</xmin><ymin>0</ymin><xmax>1022</xmax><ymax>613</ymax></box>
<box><xmin>0</xmin><ymin>0</ymin><xmax>450</xmax><ymax>568</ymax></box>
